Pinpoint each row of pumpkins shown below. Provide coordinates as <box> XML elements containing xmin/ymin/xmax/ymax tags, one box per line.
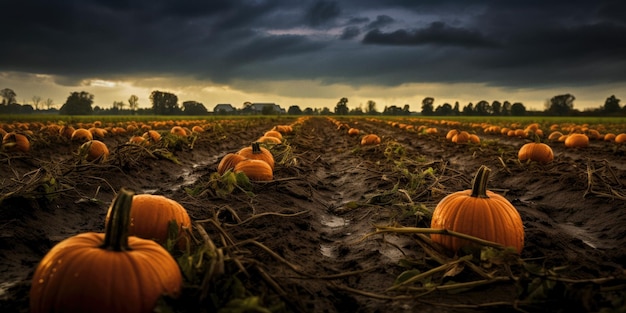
<box><xmin>326</xmin><ymin>117</ymin><xmax>382</xmax><ymax>145</ymax></box>
<box><xmin>24</xmin><ymin>116</ymin><xmax>528</xmax><ymax>312</ymax></box>
<box><xmin>216</xmin><ymin>124</ymin><xmax>295</xmax><ymax>181</ymax></box>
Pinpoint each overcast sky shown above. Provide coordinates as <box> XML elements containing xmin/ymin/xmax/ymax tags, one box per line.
<box><xmin>1</xmin><ymin>0</ymin><xmax>625</xmax><ymax>112</ymax></box>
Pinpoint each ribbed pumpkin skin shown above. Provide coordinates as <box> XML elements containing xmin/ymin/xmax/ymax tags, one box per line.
<box><xmin>518</xmin><ymin>142</ymin><xmax>553</xmax><ymax>163</ymax></box>
<box><xmin>237</xmin><ymin>143</ymin><xmax>275</xmax><ymax>169</ymax></box>
<box><xmin>430</xmin><ymin>166</ymin><xmax>524</xmax><ymax>254</ymax></box>
<box><xmin>119</xmin><ymin>194</ymin><xmax>192</xmax><ymax>245</ymax></box>
<box><xmin>217</xmin><ymin>153</ymin><xmax>247</xmax><ymax>175</ymax></box>
<box><xmin>30</xmin><ymin>233</ymin><xmax>182</xmax><ymax>313</ymax></box>
<box><xmin>235</xmin><ymin>159</ymin><xmax>273</xmax><ymax>181</ymax></box>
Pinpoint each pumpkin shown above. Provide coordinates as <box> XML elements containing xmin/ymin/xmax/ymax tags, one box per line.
<box><xmin>142</xmin><ymin>130</ymin><xmax>161</xmax><ymax>143</ymax></box>
<box><xmin>564</xmin><ymin>133</ymin><xmax>589</xmax><ymax>148</ymax></box>
<box><xmin>263</xmin><ymin>130</ymin><xmax>283</xmax><ymax>140</ymax></box>
<box><xmin>348</xmin><ymin>128</ymin><xmax>360</xmax><ymax>136</ymax></box>
<box><xmin>105</xmin><ymin>193</ymin><xmax>191</xmax><ymax>247</ymax></box>
<box><xmin>547</xmin><ymin>131</ymin><xmax>563</xmax><ymax>141</ymax></box>
<box><xmin>217</xmin><ymin>153</ymin><xmax>247</xmax><ymax>175</ymax></box>
<box><xmin>170</xmin><ymin>126</ymin><xmax>188</xmax><ymax>137</ymax></box>
<box><xmin>468</xmin><ymin>134</ymin><xmax>480</xmax><ymax>144</ymax></box>
<box><xmin>272</xmin><ymin>125</ymin><xmax>293</xmax><ymax>134</ymax></box>
<box><xmin>30</xmin><ymin>189</ymin><xmax>182</xmax><ymax>313</ymax></box>
<box><xmin>430</xmin><ymin>166</ymin><xmax>524</xmax><ymax>254</ymax></box>
<box><xmin>445</xmin><ymin>129</ymin><xmax>459</xmax><ymax>141</ymax></box>
<box><xmin>603</xmin><ymin>133</ymin><xmax>616</xmax><ymax>142</ymax></box>
<box><xmin>451</xmin><ymin>131</ymin><xmax>470</xmax><ymax>143</ymax></box>
<box><xmin>57</xmin><ymin>125</ymin><xmax>75</xmax><ymax>139</ymax></box>
<box><xmin>71</xmin><ymin>128</ymin><xmax>93</xmax><ymax>142</ymax></box>
<box><xmin>128</xmin><ymin>135</ymin><xmax>147</xmax><ymax>145</ymax></box>
<box><xmin>2</xmin><ymin>132</ymin><xmax>30</xmax><ymax>153</ymax></box>
<box><xmin>615</xmin><ymin>133</ymin><xmax>626</xmax><ymax>144</ymax></box>
<box><xmin>80</xmin><ymin>140</ymin><xmax>110</xmax><ymax>162</ymax></box>
<box><xmin>234</xmin><ymin>159</ymin><xmax>273</xmax><ymax>181</ymax></box>
<box><xmin>518</xmin><ymin>142</ymin><xmax>554</xmax><ymax>163</ymax></box>
<box><xmin>257</xmin><ymin>135</ymin><xmax>282</xmax><ymax>144</ymax></box>
<box><xmin>88</xmin><ymin>127</ymin><xmax>107</xmax><ymax>139</ymax></box>
<box><xmin>237</xmin><ymin>142</ymin><xmax>274</xmax><ymax>169</ymax></box>
<box><xmin>361</xmin><ymin>134</ymin><xmax>381</xmax><ymax>145</ymax></box>
<box><xmin>191</xmin><ymin>125</ymin><xmax>205</xmax><ymax>133</ymax></box>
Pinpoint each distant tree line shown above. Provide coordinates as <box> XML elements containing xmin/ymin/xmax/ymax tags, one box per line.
<box><xmin>420</xmin><ymin>94</ymin><xmax>626</xmax><ymax>117</ymax></box>
<box><xmin>1</xmin><ymin>87</ymin><xmax>625</xmax><ymax>117</ymax></box>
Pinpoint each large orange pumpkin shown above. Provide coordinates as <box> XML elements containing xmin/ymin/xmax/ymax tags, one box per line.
<box><xmin>430</xmin><ymin>166</ymin><xmax>524</xmax><ymax>254</ymax></box>
<box><xmin>237</xmin><ymin>142</ymin><xmax>275</xmax><ymax>169</ymax></box>
<box><xmin>518</xmin><ymin>142</ymin><xmax>554</xmax><ymax>163</ymax></box>
<box><xmin>234</xmin><ymin>159</ymin><xmax>273</xmax><ymax>181</ymax></box>
<box><xmin>30</xmin><ymin>189</ymin><xmax>182</xmax><ymax>313</ymax></box>
<box><xmin>106</xmin><ymin>193</ymin><xmax>192</xmax><ymax>247</ymax></box>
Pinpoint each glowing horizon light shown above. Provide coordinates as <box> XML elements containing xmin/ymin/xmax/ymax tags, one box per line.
<box><xmin>88</xmin><ymin>79</ymin><xmax>117</xmax><ymax>88</ymax></box>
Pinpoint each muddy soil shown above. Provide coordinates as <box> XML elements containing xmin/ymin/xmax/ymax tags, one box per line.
<box><xmin>1</xmin><ymin>116</ymin><xmax>625</xmax><ymax>312</ymax></box>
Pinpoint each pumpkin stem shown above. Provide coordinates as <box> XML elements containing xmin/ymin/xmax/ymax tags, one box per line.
<box><xmin>470</xmin><ymin>166</ymin><xmax>491</xmax><ymax>198</ymax></box>
<box><xmin>252</xmin><ymin>142</ymin><xmax>261</xmax><ymax>154</ymax></box>
<box><xmin>102</xmin><ymin>188</ymin><xmax>135</xmax><ymax>251</ymax></box>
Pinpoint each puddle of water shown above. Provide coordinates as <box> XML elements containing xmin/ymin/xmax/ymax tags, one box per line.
<box><xmin>320</xmin><ymin>243</ymin><xmax>335</xmax><ymax>258</ymax></box>
<box><xmin>320</xmin><ymin>214</ymin><xmax>348</xmax><ymax>228</ymax></box>
<box><xmin>558</xmin><ymin>223</ymin><xmax>602</xmax><ymax>249</ymax></box>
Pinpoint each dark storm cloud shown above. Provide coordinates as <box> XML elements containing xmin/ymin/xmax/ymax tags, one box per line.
<box><xmin>362</xmin><ymin>22</ymin><xmax>499</xmax><ymax>47</ymax></box>
<box><xmin>305</xmin><ymin>0</ymin><xmax>341</xmax><ymax>27</ymax></box>
<box><xmin>340</xmin><ymin>26</ymin><xmax>361</xmax><ymax>40</ymax></box>
<box><xmin>365</xmin><ymin>15</ymin><xmax>395</xmax><ymax>30</ymax></box>
<box><xmin>1</xmin><ymin>0</ymin><xmax>625</xmax><ymax>90</ymax></box>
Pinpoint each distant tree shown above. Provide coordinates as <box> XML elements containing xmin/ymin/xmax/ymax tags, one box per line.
<box><xmin>462</xmin><ymin>103</ymin><xmax>474</xmax><ymax>115</ymax></box>
<box><xmin>59</xmin><ymin>91</ymin><xmax>94</xmax><ymax>115</ymax></box>
<box><xmin>546</xmin><ymin>94</ymin><xmax>575</xmax><ymax>116</ymax></box>
<box><xmin>452</xmin><ymin>101</ymin><xmax>460</xmax><ymax>115</ymax></box>
<box><xmin>474</xmin><ymin>100</ymin><xmax>490</xmax><ymax>115</ymax></box>
<box><xmin>44</xmin><ymin>98</ymin><xmax>54</xmax><ymax>110</ymax></box>
<box><xmin>511</xmin><ymin>102</ymin><xmax>526</xmax><ymax>116</ymax></box>
<box><xmin>491</xmin><ymin>100</ymin><xmax>502</xmax><ymax>115</ymax></box>
<box><xmin>1</xmin><ymin>88</ymin><xmax>17</xmax><ymax>105</ymax></box>
<box><xmin>434</xmin><ymin>103</ymin><xmax>453</xmax><ymax>115</ymax></box>
<box><xmin>321</xmin><ymin>107</ymin><xmax>331</xmax><ymax>115</ymax></box>
<box><xmin>182</xmin><ymin>101</ymin><xmax>208</xmax><ymax>115</ymax></box>
<box><xmin>334</xmin><ymin>97</ymin><xmax>349</xmax><ymax>115</ymax></box>
<box><xmin>383</xmin><ymin>105</ymin><xmax>404</xmax><ymax>115</ymax></box>
<box><xmin>501</xmin><ymin>101</ymin><xmax>511</xmax><ymax>116</ymax></box>
<box><xmin>288</xmin><ymin>105</ymin><xmax>302</xmax><ymax>115</ymax></box>
<box><xmin>113</xmin><ymin>101</ymin><xmax>124</xmax><ymax>110</ymax></box>
<box><xmin>350</xmin><ymin>106</ymin><xmax>364</xmax><ymax>115</ymax></box>
<box><xmin>261</xmin><ymin>104</ymin><xmax>275</xmax><ymax>115</ymax></box>
<box><xmin>129</xmin><ymin>95</ymin><xmax>139</xmax><ymax>111</ymax></box>
<box><xmin>150</xmin><ymin>90</ymin><xmax>179</xmax><ymax>115</ymax></box>
<box><xmin>303</xmin><ymin>107</ymin><xmax>314</xmax><ymax>115</ymax></box>
<box><xmin>403</xmin><ymin>104</ymin><xmax>411</xmax><ymax>115</ymax></box>
<box><xmin>421</xmin><ymin>97</ymin><xmax>434</xmax><ymax>116</ymax></box>
<box><xmin>366</xmin><ymin>100</ymin><xmax>378</xmax><ymax>114</ymax></box>
<box><xmin>603</xmin><ymin>95</ymin><xmax>621</xmax><ymax>114</ymax></box>
<box><xmin>32</xmin><ymin>96</ymin><xmax>42</xmax><ymax>110</ymax></box>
